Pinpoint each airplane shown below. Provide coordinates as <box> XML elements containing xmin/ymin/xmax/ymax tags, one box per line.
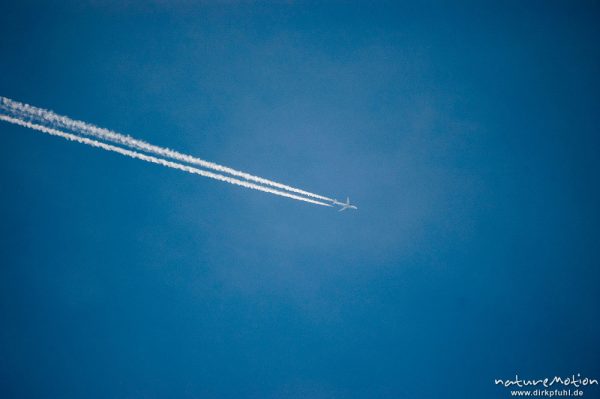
<box><xmin>333</xmin><ymin>197</ymin><xmax>358</xmax><ymax>212</ymax></box>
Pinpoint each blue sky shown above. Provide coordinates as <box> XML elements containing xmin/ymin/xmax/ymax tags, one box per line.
<box><xmin>1</xmin><ymin>1</ymin><xmax>599</xmax><ymax>398</ymax></box>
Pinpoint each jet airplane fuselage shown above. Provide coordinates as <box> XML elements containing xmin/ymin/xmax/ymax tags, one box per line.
<box><xmin>333</xmin><ymin>197</ymin><xmax>358</xmax><ymax>212</ymax></box>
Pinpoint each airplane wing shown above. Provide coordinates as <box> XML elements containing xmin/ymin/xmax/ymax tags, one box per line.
<box><xmin>338</xmin><ymin>207</ymin><xmax>347</xmax><ymax>212</ymax></box>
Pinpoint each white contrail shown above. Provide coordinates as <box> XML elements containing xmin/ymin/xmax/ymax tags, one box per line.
<box><xmin>0</xmin><ymin>96</ymin><xmax>334</xmax><ymax>202</ymax></box>
<box><xmin>0</xmin><ymin>114</ymin><xmax>332</xmax><ymax>207</ymax></box>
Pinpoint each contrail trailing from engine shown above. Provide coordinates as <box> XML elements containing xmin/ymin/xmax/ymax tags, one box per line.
<box><xmin>0</xmin><ymin>96</ymin><xmax>333</xmax><ymax>202</ymax></box>
<box><xmin>0</xmin><ymin>114</ymin><xmax>332</xmax><ymax>207</ymax></box>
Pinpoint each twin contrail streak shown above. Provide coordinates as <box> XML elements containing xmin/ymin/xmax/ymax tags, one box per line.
<box><xmin>0</xmin><ymin>114</ymin><xmax>332</xmax><ymax>207</ymax></box>
<box><xmin>0</xmin><ymin>96</ymin><xmax>333</xmax><ymax>202</ymax></box>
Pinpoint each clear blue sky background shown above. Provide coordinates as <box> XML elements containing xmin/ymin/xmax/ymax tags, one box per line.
<box><xmin>1</xmin><ymin>1</ymin><xmax>599</xmax><ymax>398</ymax></box>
